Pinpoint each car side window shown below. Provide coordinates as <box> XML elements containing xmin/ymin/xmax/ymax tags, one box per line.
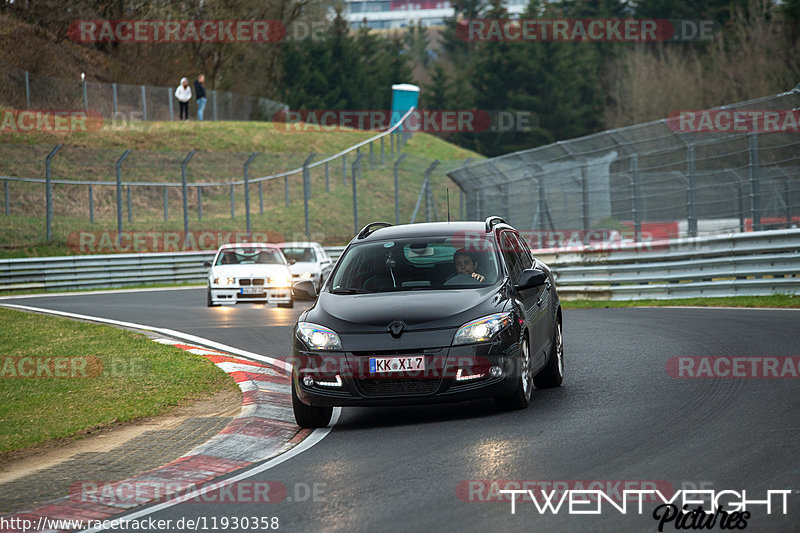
<box><xmin>500</xmin><ymin>232</ymin><xmax>523</xmax><ymax>282</ymax></box>
<box><xmin>512</xmin><ymin>233</ymin><xmax>533</xmax><ymax>270</ymax></box>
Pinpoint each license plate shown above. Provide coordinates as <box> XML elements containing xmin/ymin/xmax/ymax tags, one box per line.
<box><xmin>240</xmin><ymin>287</ymin><xmax>264</xmax><ymax>295</ymax></box>
<box><xmin>369</xmin><ymin>356</ymin><xmax>425</xmax><ymax>374</ymax></box>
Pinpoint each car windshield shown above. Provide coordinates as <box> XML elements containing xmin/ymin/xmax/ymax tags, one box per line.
<box><xmin>215</xmin><ymin>247</ymin><xmax>284</xmax><ymax>265</ymax></box>
<box><xmin>329</xmin><ymin>235</ymin><xmax>501</xmax><ymax>293</ymax></box>
<box><xmin>282</xmin><ymin>247</ymin><xmax>317</xmax><ymax>262</ymax></box>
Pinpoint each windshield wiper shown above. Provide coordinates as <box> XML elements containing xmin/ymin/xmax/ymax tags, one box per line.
<box><xmin>330</xmin><ymin>287</ymin><xmax>370</xmax><ymax>294</ymax></box>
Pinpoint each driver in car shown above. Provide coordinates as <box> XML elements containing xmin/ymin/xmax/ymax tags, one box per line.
<box><xmin>453</xmin><ymin>249</ymin><xmax>485</xmax><ymax>283</ymax></box>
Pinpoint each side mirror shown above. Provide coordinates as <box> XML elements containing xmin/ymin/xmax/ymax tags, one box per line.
<box><xmin>203</xmin><ymin>261</ymin><xmax>211</xmax><ymax>267</ymax></box>
<box><xmin>293</xmin><ymin>280</ymin><xmax>316</xmax><ymax>300</ymax></box>
<box><xmin>516</xmin><ymin>268</ymin><xmax>547</xmax><ymax>290</ymax></box>
<box><xmin>288</xmin><ymin>259</ymin><xmax>297</xmax><ymax>265</ymax></box>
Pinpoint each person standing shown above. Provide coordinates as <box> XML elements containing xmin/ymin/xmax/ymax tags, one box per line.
<box><xmin>194</xmin><ymin>75</ymin><xmax>207</xmax><ymax>121</ymax></box>
<box><xmin>175</xmin><ymin>77</ymin><xmax>192</xmax><ymax>120</ymax></box>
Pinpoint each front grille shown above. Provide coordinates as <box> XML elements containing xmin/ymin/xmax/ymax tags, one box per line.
<box><xmin>239</xmin><ymin>278</ymin><xmax>265</xmax><ymax>286</ymax></box>
<box><xmin>238</xmin><ymin>293</ymin><xmax>265</xmax><ymax>299</ymax></box>
<box><xmin>355</xmin><ymin>378</ymin><xmax>439</xmax><ymax>396</ymax></box>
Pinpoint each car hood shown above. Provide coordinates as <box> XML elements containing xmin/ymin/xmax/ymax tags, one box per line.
<box><xmin>306</xmin><ymin>285</ymin><xmax>507</xmax><ymax>334</ymax></box>
<box><xmin>210</xmin><ymin>264</ymin><xmax>289</xmax><ymax>278</ymax></box>
<box><xmin>288</xmin><ymin>262</ymin><xmax>318</xmax><ymax>274</ymax></box>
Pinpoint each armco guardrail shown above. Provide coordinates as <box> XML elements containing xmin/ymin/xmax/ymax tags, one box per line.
<box><xmin>541</xmin><ymin>228</ymin><xmax>800</xmax><ymax>300</ymax></box>
<box><xmin>0</xmin><ymin>232</ymin><xmax>797</xmax><ymax>296</ymax></box>
<box><xmin>0</xmin><ymin>248</ymin><xmax>346</xmax><ymax>293</ymax></box>
<box><xmin>0</xmin><ymin>251</ymin><xmax>215</xmax><ymax>292</ymax></box>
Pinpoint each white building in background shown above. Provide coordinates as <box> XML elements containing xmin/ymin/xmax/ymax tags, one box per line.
<box><xmin>344</xmin><ymin>0</ymin><xmax>529</xmax><ymax>29</ymax></box>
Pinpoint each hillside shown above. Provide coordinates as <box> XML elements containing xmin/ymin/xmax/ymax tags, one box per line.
<box><xmin>0</xmin><ymin>120</ymin><xmax>481</xmax><ymax>257</ymax></box>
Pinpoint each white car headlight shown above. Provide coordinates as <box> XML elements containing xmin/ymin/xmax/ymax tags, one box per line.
<box><xmin>213</xmin><ymin>277</ymin><xmax>236</xmax><ymax>286</ymax></box>
<box><xmin>300</xmin><ymin>271</ymin><xmax>313</xmax><ymax>280</ymax></box>
<box><xmin>297</xmin><ymin>322</ymin><xmax>342</xmax><ymax>350</ymax></box>
<box><xmin>453</xmin><ymin>312</ymin><xmax>513</xmax><ymax>345</ymax></box>
<box><xmin>268</xmin><ymin>273</ymin><xmax>294</xmax><ymax>288</ymax></box>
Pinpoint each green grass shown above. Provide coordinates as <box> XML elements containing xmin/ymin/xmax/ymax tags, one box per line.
<box><xmin>0</xmin><ymin>307</ymin><xmax>238</xmax><ymax>454</ymax></box>
<box><xmin>561</xmin><ymin>294</ymin><xmax>800</xmax><ymax>309</ymax></box>
<box><xmin>0</xmin><ymin>120</ymin><xmax>382</xmax><ymax>153</ymax></box>
<box><xmin>0</xmin><ymin>121</ymin><xmax>480</xmax><ymax>257</ymax></box>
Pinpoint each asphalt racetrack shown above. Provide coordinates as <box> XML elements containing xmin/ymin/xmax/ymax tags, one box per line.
<box><xmin>3</xmin><ymin>288</ymin><xmax>798</xmax><ymax>532</ymax></box>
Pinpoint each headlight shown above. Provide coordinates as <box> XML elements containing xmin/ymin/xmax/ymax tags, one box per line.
<box><xmin>300</xmin><ymin>271</ymin><xmax>313</xmax><ymax>280</ymax></box>
<box><xmin>268</xmin><ymin>274</ymin><xmax>294</xmax><ymax>287</ymax></box>
<box><xmin>213</xmin><ymin>277</ymin><xmax>236</xmax><ymax>286</ymax></box>
<box><xmin>453</xmin><ymin>313</ymin><xmax>513</xmax><ymax>345</ymax></box>
<box><xmin>297</xmin><ymin>322</ymin><xmax>342</xmax><ymax>350</ymax></box>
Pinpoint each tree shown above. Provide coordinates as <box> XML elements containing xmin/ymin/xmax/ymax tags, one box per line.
<box><xmin>280</xmin><ymin>10</ymin><xmax>413</xmax><ymax>113</ymax></box>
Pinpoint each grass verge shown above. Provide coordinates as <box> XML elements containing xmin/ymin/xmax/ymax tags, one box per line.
<box><xmin>0</xmin><ymin>121</ymin><xmax>481</xmax><ymax>258</ymax></box>
<box><xmin>561</xmin><ymin>294</ymin><xmax>800</xmax><ymax>309</ymax></box>
<box><xmin>0</xmin><ymin>307</ymin><xmax>238</xmax><ymax>454</ymax></box>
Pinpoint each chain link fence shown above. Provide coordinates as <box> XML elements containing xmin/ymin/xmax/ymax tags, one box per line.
<box><xmin>0</xmin><ymin>110</ymin><xmax>475</xmax><ymax>251</ymax></box>
<box><xmin>448</xmin><ymin>89</ymin><xmax>800</xmax><ymax>247</ymax></box>
<box><xmin>0</xmin><ymin>60</ymin><xmax>287</xmax><ymax>122</ymax></box>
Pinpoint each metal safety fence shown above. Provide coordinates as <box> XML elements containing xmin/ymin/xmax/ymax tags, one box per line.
<box><xmin>448</xmin><ymin>89</ymin><xmax>800</xmax><ymax>242</ymax></box>
<box><xmin>0</xmin><ymin>107</ymin><xmax>475</xmax><ymax>249</ymax></box>
<box><xmin>1</xmin><ymin>230</ymin><xmax>797</xmax><ymax>297</ymax></box>
<box><xmin>0</xmin><ymin>59</ymin><xmax>287</xmax><ymax>122</ymax></box>
<box><xmin>541</xmin><ymin>228</ymin><xmax>800</xmax><ymax>300</ymax></box>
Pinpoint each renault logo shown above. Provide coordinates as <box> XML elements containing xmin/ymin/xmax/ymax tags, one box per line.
<box><xmin>388</xmin><ymin>319</ymin><xmax>406</xmax><ymax>338</ymax></box>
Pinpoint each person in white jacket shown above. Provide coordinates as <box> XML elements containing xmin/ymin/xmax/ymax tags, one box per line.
<box><xmin>175</xmin><ymin>77</ymin><xmax>192</xmax><ymax>120</ymax></box>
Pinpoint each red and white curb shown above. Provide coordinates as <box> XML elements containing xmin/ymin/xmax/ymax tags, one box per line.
<box><xmin>1</xmin><ymin>340</ymin><xmax>312</xmax><ymax>533</ymax></box>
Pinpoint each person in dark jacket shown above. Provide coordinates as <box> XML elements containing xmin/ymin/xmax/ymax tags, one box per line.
<box><xmin>194</xmin><ymin>75</ymin><xmax>207</xmax><ymax>121</ymax></box>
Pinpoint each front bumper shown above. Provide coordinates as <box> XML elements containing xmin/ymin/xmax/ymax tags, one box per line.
<box><xmin>209</xmin><ymin>286</ymin><xmax>292</xmax><ymax>305</ymax></box>
<box><xmin>291</xmin><ymin>272</ymin><xmax>320</xmax><ymax>287</ymax></box>
<box><xmin>292</xmin><ymin>338</ymin><xmax>523</xmax><ymax>407</ymax></box>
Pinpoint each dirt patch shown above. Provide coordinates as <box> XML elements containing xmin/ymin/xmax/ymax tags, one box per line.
<box><xmin>0</xmin><ymin>387</ymin><xmax>241</xmax><ymax>485</ymax></box>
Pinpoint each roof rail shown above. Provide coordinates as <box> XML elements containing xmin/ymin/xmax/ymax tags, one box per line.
<box><xmin>357</xmin><ymin>222</ymin><xmax>393</xmax><ymax>240</ymax></box>
<box><xmin>485</xmin><ymin>216</ymin><xmax>506</xmax><ymax>232</ymax></box>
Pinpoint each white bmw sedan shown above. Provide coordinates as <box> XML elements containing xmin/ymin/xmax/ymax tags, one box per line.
<box><xmin>205</xmin><ymin>243</ymin><xmax>294</xmax><ymax>308</ymax></box>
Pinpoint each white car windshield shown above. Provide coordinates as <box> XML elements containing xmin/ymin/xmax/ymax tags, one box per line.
<box><xmin>330</xmin><ymin>236</ymin><xmax>501</xmax><ymax>293</ymax></box>
<box><xmin>215</xmin><ymin>247</ymin><xmax>284</xmax><ymax>266</ymax></box>
<box><xmin>282</xmin><ymin>247</ymin><xmax>317</xmax><ymax>262</ymax></box>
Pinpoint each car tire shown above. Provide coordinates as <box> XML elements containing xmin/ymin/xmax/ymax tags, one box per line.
<box><xmin>206</xmin><ymin>287</ymin><xmax>217</xmax><ymax>307</ymax></box>
<box><xmin>533</xmin><ymin>315</ymin><xmax>564</xmax><ymax>389</ymax></box>
<box><xmin>278</xmin><ymin>298</ymin><xmax>294</xmax><ymax>309</ymax></box>
<box><xmin>291</xmin><ymin>376</ymin><xmax>333</xmax><ymax>428</ymax></box>
<box><xmin>495</xmin><ymin>334</ymin><xmax>533</xmax><ymax>411</ymax></box>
